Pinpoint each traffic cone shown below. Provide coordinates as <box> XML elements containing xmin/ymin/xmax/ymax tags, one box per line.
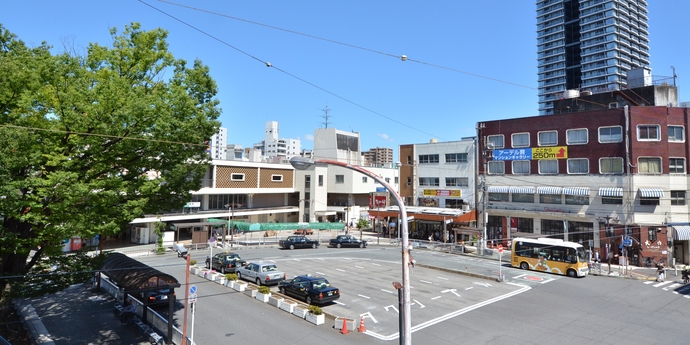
<box><xmin>340</xmin><ymin>318</ymin><xmax>349</xmax><ymax>334</ymax></box>
<box><xmin>358</xmin><ymin>316</ymin><xmax>366</xmax><ymax>332</ymax></box>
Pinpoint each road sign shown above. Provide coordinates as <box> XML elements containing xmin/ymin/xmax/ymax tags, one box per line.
<box><xmin>189</xmin><ymin>285</ymin><xmax>197</xmax><ymax>294</ymax></box>
<box><xmin>623</xmin><ymin>239</ymin><xmax>633</xmax><ymax>247</ymax></box>
<box><xmin>498</xmin><ymin>244</ymin><xmax>504</xmax><ymax>253</ymax></box>
<box><xmin>189</xmin><ymin>293</ymin><xmax>197</xmax><ymax>303</ymax></box>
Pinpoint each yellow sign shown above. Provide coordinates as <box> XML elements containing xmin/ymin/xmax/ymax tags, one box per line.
<box><xmin>532</xmin><ymin>146</ymin><xmax>568</xmax><ymax>160</ymax></box>
<box><xmin>423</xmin><ymin>189</ymin><xmax>461</xmax><ymax>197</ymax></box>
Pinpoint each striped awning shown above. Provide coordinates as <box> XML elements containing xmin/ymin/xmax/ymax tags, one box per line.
<box><xmin>638</xmin><ymin>188</ymin><xmax>664</xmax><ymax>198</ymax></box>
<box><xmin>537</xmin><ymin>186</ymin><xmax>563</xmax><ymax>195</ymax></box>
<box><xmin>599</xmin><ymin>187</ymin><xmax>623</xmax><ymax>197</ymax></box>
<box><xmin>487</xmin><ymin>186</ymin><xmax>509</xmax><ymax>193</ymax></box>
<box><xmin>673</xmin><ymin>226</ymin><xmax>690</xmax><ymax>241</ymax></box>
<box><xmin>509</xmin><ymin>186</ymin><xmax>535</xmax><ymax>194</ymax></box>
<box><xmin>562</xmin><ymin>187</ymin><xmax>590</xmax><ymax>196</ymax></box>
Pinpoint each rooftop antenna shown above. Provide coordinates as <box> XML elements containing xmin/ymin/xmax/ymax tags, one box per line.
<box><xmin>320</xmin><ymin>105</ymin><xmax>333</xmax><ymax>128</ymax></box>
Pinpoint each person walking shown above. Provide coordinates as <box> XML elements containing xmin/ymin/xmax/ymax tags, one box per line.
<box><xmin>656</xmin><ymin>263</ymin><xmax>665</xmax><ymax>282</ymax></box>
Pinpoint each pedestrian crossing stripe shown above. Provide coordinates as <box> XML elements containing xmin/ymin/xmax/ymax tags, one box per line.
<box><xmin>663</xmin><ymin>283</ymin><xmax>682</xmax><ymax>291</ymax></box>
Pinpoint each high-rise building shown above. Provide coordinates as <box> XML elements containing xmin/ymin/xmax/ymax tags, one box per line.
<box><xmin>210</xmin><ymin>127</ymin><xmax>228</xmax><ymax>160</ymax></box>
<box><xmin>252</xmin><ymin>121</ymin><xmax>301</xmax><ymax>163</ymax></box>
<box><xmin>537</xmin><ymin>0</ymin><xmax>650</xmax><ymax>115</ymax></box>
<box><xmin>362</xmin><ymin>147</ymin><xmax>394</xmax><ymax>167</ymax></box>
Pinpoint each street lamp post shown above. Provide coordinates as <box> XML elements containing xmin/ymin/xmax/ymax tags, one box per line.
<box><xmin>290</xmin><ymin>156</ymin><xmax>411</xmax><ymax>345</ymax></box>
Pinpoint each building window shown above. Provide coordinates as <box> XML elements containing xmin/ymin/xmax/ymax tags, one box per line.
<box><xmin>669</xmin><ymin>158</ymin><xmax>686</xmax><ymax>173</ymax></box>
<box><xmin>362</xmin><ymin>176</ymin><xmax>368</xmax><ymax>183</ymax></box>
<box><xmin>637</xmin><ymin>125</ymin><xmax>660</xmax><ymax>141</ymax></box>
<box><xmin>512</xmin><ymin>133</ymin><xmax>530</xmax><ymax>148</ymax></box>
<box><xmin>541</xmin><ymin>219</ymin><xmax>565</xmax><ymax>237</ymax></box>
<box><xmin>515</xmin><ymin>217</ymin><xmax>534</xmax><ymax>233</ymax></box>
<box><xmin>538</xmin><ymin>160</ymin><xmax>558</xmax><ymax>174</ymax></box>
<box><xmin>271</xmin><ymin>174</ymin><xmax>283</xmax><ymax>182</ymax></box>
<box><xmin>488</xmin><ymin>161</ymin><xmax>505</xmax><ymax>175</ymax></box>
<box><xmin>640</xmin><ymin>197</ymin><xmax>660</xmax><ymax>206</ymax></box>
<box><xmin>566</xmin><ymin>128</ymin><xmax>588</xmax><ymax>145</ymax></box>
<box><xmin>446</xmin><ymin>177</ymin><xmax>469</xmax><ymax>187</ymax></box>
<box><xmin>395</xmin><ymin>177</ymin><xmax>399</xmax><ymax>184</ymax></box>
<box><xmin>512</xmin><ymin>161</ymin><xmax>530</xmax><ymax>174</ymax></box>
<box><xmin>407</xmin><ymin>177</ymin><xmax>411</xmax><ymax>186</ymax></box>
<box><xmin>419</xmin><ymin>154</ymin><xmax>439</xmax><ymax>164</ymax></box>
<box><xmin>335</xmin><ymin>175</ymin><xmax>345</xmax><ymax>184</ymax></box>
<box><xmin>385</xmin><ymin>177</ymin><xmax>391</xmax><ymax>183</ymax></box>
<box><xmin>304</xmin><ymin>175</ymin><xmax>310</xmax><ymax>188</ymax></box>
<box><xmin>231</xmin><ymin>173</ymin><xmax>245</xmax><ymax>181</ymax></box>
<box><xmin>602</xmin><ymin>196</ymin><xmax>623</xmax><ymax>205</ymax></box>
<box><xmin>565</xmin><ymin>195</ymin><xmax>589</xmax><ymax>205</ymax></box>
<box><xmin>419</xmin><ymin>177</ymin><xmax>440</xmax><ymax>187</ymax></box>
<box><xmin>318</xmin><ymin>175</ymin><xmax>323</xmax><ymax>187</ymax></box>
<box><xmin>608</xmin><ymin>102</ymin><xmax>619</xmax><ymax>108</ymax></box>
<box><xmin>648</xmin><ymin>228</ymin><xmax>658</xmax><ymax>242</ymax></box>
<box><xmin>407</xmin><ymin>155</ymin><xmax>412</xmax><ymax>165</ymax></box>
<box><xmin>600</xmin><ymin>157</ymin><xmax>624</xmax><ymax>174</ymax></box>
<box><xmin>671</xmin><ymin>191</ymin><xmax>686</xmax><ymax>206</ymax></box>
<box><xmin>599</xmin><ymin>126</ymin><xmax>623</xmax><ymax>143</ymax></box>
<box><xmin>538</xmin><ymin>130</ymin><xmax>558</xmax><ymax>146</ymax></box>
<box><xmin>489</xmin><ymin>192</ymin><xmax>509</xmax><ymax>202</ymax></box>
<box><xmin>567</xmin><ymin>158</ymin><xmax>589</xmax><ymax>174</ymax></box>
<box><xmin>638</xmin><ymin>157</ymin><xmax>662</xmax><ymax>174</ymax></box>
<box><xmin>512</xmin><ymin>192</ymin><xmax>535</xmax><ymax>203</ymax></box>
<box><xmin>487</xmin><ymin>135</ymin><xmax>504</xmax><ymax>149</ymax></box>
<box><xmin>540</xmin><ymin>194</ymin><xmax>561</xmax><ymax>204</ymax></box>
<box><xmin>669</xmin><ymin>126</ymin><xmax>685</xmax><ymax>142</ymax></box>
<box><xmin>445</xmin><ymin>199</ymin><xmax>464</xmax><ymax>209</ymax></box>
<box><xmin>445</xmin><ymin>153</ymin><xmax>468</xmax><ymax>163</ymax></box>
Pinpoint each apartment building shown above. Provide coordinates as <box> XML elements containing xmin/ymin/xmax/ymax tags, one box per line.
<box><xmin>362</xmin><ymin>147</ymin><xmax>394</xmax><ymax>167</ymax></box>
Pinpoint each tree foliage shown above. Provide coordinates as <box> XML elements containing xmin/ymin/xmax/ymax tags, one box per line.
<box><xmin>0</xmin><ymin>23</ymin><xmax>221</xmax><ymax>301</ymax></box>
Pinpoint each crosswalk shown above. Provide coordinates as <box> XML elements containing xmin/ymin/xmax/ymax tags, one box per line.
<box><xmin>643</xmin><ymin>280</ymin><xmax>690</xmax><ymax>298</ymax></box>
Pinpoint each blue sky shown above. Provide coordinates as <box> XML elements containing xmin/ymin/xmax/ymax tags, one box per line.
<box><xmin>3</xmin><ymin>1</ymin><xmax>689</xmax><ymax>155</ymax></box>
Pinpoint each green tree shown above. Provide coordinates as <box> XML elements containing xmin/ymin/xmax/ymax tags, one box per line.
<box><xmin>0</xmin><ymin>23</ymin><xmax>221</xmax><ymax>301</ymax></box>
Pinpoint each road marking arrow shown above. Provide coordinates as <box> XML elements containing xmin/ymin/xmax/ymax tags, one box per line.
<box><xmin>384</xmin><ymin>305</ymin><xmax>399</xmax><ymax>313</ymax></box>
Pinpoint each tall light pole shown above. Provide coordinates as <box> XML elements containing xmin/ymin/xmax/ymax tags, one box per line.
<box><xmin>290</xmin><ymin>156</ymin><xmax>411</xmax><ymax>345</ymax></box>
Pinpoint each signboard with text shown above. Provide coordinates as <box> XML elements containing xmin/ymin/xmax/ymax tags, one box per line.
<box><xmin>492</xmin><ymin>146</ymin><xmax>568</xmax><ymax>161</ymax></box>
<box><xmin>422</xmin><ymin>189</ymin><xmax>461</xmax><ymax>197</ymax></box>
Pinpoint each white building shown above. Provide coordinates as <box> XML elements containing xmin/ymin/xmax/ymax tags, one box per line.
<box><xmin>254</xmin><ymin>121</ymin><xmax>301</xmax><ymax>163</ymax></box>
<box><xmin>209</xmin><ymin>127</ymin><xmax>228</xmax><ymax>160</ymax></box>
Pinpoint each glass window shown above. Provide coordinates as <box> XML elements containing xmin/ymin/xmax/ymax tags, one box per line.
<box><xmin>335</xmin><ymin>175</ymin><xmax>345</xmax><ymax>183</ymax></box>
<box><xmin>640</xmin><ymin>197</ymin><xmax>660</xmax><ymax>206</ymax></box>
<box><xmin>446</xmin><ymin>177</ymin><xmax>469</xmax><ymax>187</ymax></box>
<box><xmin>538</xmin><ymin>131</ymin><xmax>558</xmax><ymax>146</ymax></box>
<box><xmin>407</xmin><ymin>177</ymin><xmax>411</xmax><ymax>186</ymax></box>
<box><xmin>669</xmin><ymin>126</ymin><xmax>685</xmax><ymax>142</ymax></box>
<box><xmin>599</xmin><ymin>126</ymin><xmax>623</xmax><ymax>143</ymax></box>
<box><xmin>362</xmin><ymin>176</ymin><xmax>368</xmax><ymax>183</ymax></box>
<box><xmin>512</xmin><ymin>133</ymin><xmax>530</xmax><ymax>148</ymax></box>
<box><xmin>419</xmin><ymin>154</ymin><xmax>439</xmax><ymax>164</ymax></box>
<box><xmin>419</xmin><ymin>177</ymin><xmax>440</xmax><ymax>187</ymax></box>
<box><xmin>445</xmin><ymin>153</ymin><xmax>468</xmax><ymax>163</ymax></box>
<box><xmin>637</xmin><ymin>125</ymin><xmax>660</xmax><ymax>141</ymax></box>
<box><xmin>638</xmin><ymin>157</ymin><xmax>662</xmax><ymax>174</ymax></box>
<box><xmin>671</xmin><ymin>191</ymin><xmax>686</xmax><ymax>206</ymax></box>
<box><xmin>541</xmin><ymin>219</ymin><xmax>565</xmax><ymax>237</ymax></box>
<box><xmin>489</xmin><ymin>193</ymin><xmax>509</xmax><ymax>202</ymax></box>
<box><xmin>515</xmin><ymin>217</ymin><xmax>534</xmax><ymax>233</ymax></box>
<box><xmin>231</xmin><ymin>173</ymin><xmax>245</xmax><ymax>181</ymax></box>
<box><xmin>539</xmin><ymin>160</ymin><xmax>558</xmax><ymax>174</ymax></box>
<box><xmin>540</xmin><ymin>194</ymin><xmax>561</xmax><ymax>204</ymax></box>
<box><xmin>271</xmin><ymin>174</ymin><xmax>283</xmax><ymax>182</ymax></box>
<box><xmin>602</xmin><ymin>196</ymin><xmax>622</xmax><ymax>204</ymax></box>
<box><xmin>512</xmin><ymin>193</ymin><xmax>535</xmax><ymax>203</ymax></box>
<box><xmin>487</xmin><ymin>135</ymin><xmax>504</xmax><ymax>149</ymax></box>
<box><xmin>600</xmin><ymin>157</ymin><xmax>623</xmax><ymax>174</ymax></box>
<box><xmin>648</xmin><ymin>228</ymin><xmax>658</xmax><ymax>241</ymax></box>
<box><xmin>488</xmin><ymin>161</ymin><xmax>505</xmax><ymax>175</ymax></box>
<box><xmin>567</xmin><ymin>158</ymin><xmax>589</xmax><ymax>174</ymax></box>
<box><xmin>565</xmin><ymin>195</ymin><xmax>589</xmax><ymax>205</ymax></box>
<box><xmin>566</xmin><ymin>128</ymin><xmax>588</xmax><ymax>145</ymax></box>
<box><xmin>669</xmin><ymin>158</ymin><xmax>685</xmax><ymax>173</ymax></box>
<box><xmin>512</xmin><ymin>161</ymin><xmax>530</xmax><ymax>174</ymax></box>
<box><xmin>445</xmin><ymin>199</ymin><xmax>464</xmax><ymax>209</ymax></box>
<box><xmin>318</xmin><ymin>175</ymin><xmax>323</xmax><ymax>187</ymax></box>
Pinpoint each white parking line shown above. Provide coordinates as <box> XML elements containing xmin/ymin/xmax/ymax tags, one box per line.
<box><xmin>336</xmin><ymin>268</ymin><xmax>346</xmax><ymax>272</ymax></box>
<box><xmin>437</xmin><ymin>277</ymin><xmax>449</xmax><ymax>280</ymax></box>
<box><xmin>334</xmin><ymin>301</ymin><xmax>347</xmax><ymax>306</ymax></box>
<box><xmin>431</xmin><ymin>296</ymin><xmax>442</xmax><ymax>300</ymax></box>
<box><xmin>315</xmin><ymin>271</ymin><xmax>326</xmax><ymax>276</ymax></box>
<box><xmin>419</xmin><ymin>280</ymin><xmax>433</xmax><ymax>284</ymax></box>
<box><xmin>372</xmin><ymin>263</ymin><xmax>381</xmax><ymax>266</ymax></box>
<box><xmin>381</xmin><ymin>289</ymin><xmax>395</xmax><ymax>294</ymax></box>
<box><xmin>358</xmin><ymin>294</ymin><xmax>371</xmax><ymax>299</ymax></box>
<box><xmin>465</xmin><ymin>287</ymin><xmax>473</xmax><ymax>290</ymax></box>
<box><xmin>355</xmin><ymin>266</ymin><xmax>364</xmax><ymax>269</ymax></box>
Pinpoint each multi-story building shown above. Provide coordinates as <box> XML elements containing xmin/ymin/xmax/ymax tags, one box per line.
<box><xmin>209</xmin><ymin>127</ymin><xmax>228</xmax><ymax>160</ymax></box>
<box><xmin>362</xmin><ymin>147</ymin><xmax>394</xmax><ymax>167</ymax></box>
<box><xmin>478</xmin><ymin>105</ymin><xmax>690</xmax><ymax>267</ymax></box>
<box><xmin>253</xmin><ymin>121</ymin><xmax>301</xmax><ymax>163</ymax></box>
<box><xmin>537</xmin><ymin>0</ymin><xmax>651</xmax><ymax>115</ymax></box>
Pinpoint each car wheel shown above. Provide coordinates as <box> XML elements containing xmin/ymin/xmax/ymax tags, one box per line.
<box><xmin>312</xmin><ymin>243</ymin><xmax>317</xmax><ymax>249</ymax></box>
<box><xmin>520</xmin><ymin>262</ymin><xmax>529</xmax><ymax>270</ymax></box>
<box><xmin>279</xmin><ymin>286</ymin><xmax>285</xmax><ymax>294</ymax></box>
<box><xmin>337</xmin><ymin>243</ymin><xmax>341</xmax><ymax>248</ymax></box>
<box><xmin>567</xmin><ymin>269</ymin><xmax>577</xmax><ymax>278</ymax></box>
<box><xmin>289</xmin><ymin>244</ymin><xmax>295</xmax><ymax>250</ymax></box>
<box><xmin>306</xmin><ymin>296</ymin><xmax>313</xmax><ymax>305</ymax></box>
<box><xmin>359</xmin><ymin>243</ymin><xmax>364</xmax><ymax>248</ymax></box>
<box><xmin>256</xmin><ymin>278</ymin><xmax>261</xmax><ymax>286</ymax></box>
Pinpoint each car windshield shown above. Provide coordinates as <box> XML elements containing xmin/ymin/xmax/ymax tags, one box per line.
<box><xmin>224</xmin><ymin>255</ymin><xmax>240</xmax><ymax>261</ymax></box>
<box><xmin>262</xmin><ymin>265</ymin><xmax>278</xmax><ymax>272</ymax></box>
<box><xmin>311</xmin><ymin>279</ymin><xmax>330</xmax><ymax>289</ymax></box>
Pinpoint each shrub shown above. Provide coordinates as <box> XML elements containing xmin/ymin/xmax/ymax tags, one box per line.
<box><xmin>307</xmin><ymin>305</ymin><xmax>323</xmax><ymax>315</ymax></box>
<box><xmin>225</xmin><ymin>273</ymin><xmax>238</xmax><ymax>281</ymax></box>
<box><xmin>258</xmin><ymin>286</ymin><xmax>271</xmax><ymax>294</ymax></box>
<box><xmin>190</xmin><ymin>259</ymin><xmax>197</xmax><ymax>266</ymax></box>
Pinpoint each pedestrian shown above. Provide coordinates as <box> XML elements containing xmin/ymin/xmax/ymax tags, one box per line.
<box><xmin>120</xmin><ymin>298</ymin><xmax>137</xmax><ymax>325</ymax></box>
<box><xmin>655</xmin><ymin>263</ymin><xmax>665</xmax><ymax>282</ymax></box>
<box><xmin>593</xmin><ymin>249</ymin><xmax>600</xmax><ymax>263</ymax></box>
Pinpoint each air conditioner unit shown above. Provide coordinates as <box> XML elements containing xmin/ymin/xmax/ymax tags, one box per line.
<box><xmin>462</xmin><ymin>205</ymin><xmax>470</xmax><ymax>211</ymax></box>
<box><xmin>486</xmin><ymin>142</ymin><xmax>495</xmax><ymax>150</ymax></box>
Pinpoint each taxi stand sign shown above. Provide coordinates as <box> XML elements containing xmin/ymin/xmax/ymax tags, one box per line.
<box><xmin>497</xmin><ymin>244</ymin><xmax>505</xmax><ymax>282</ymax></box>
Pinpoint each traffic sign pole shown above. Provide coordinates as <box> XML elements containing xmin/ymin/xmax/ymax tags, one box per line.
<box><xmin>497</xmin><ymin>244</ymin><xmax>504</xmax><ymax>282</ymax></box>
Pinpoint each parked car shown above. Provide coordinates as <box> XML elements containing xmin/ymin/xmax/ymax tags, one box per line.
<box><xmin>237</xmin><ymin>262</ymin><xmax>286</xmax><ymax>286</ymax></box>
<box><xmin>173</xmin><ymin>243</ymin><xmax>188</xmax><ymax>258</ymax></box>
<box><xmin>329</xmin><ymin>234</ymin><xmax>367</xmax><ymax>248</ymax></box>
<box><xmin>279</xmin><ymin>235</ymin><xmax>319</xmax><ymax>250</ymax></box>
<box><xmin>278</xmin><ymin>274</ymin><xmax>340</xmax><ymax>305</ymax></box>
<box><xmin>140</xmin><ymin>288</ymin><xmax>175</xmax><ymax>307</ymax></box>
<box><xmin>293</xmin><ymin>229</ymin><xmax>314</xmax><ymax>235</ymax></box>
<box><xmin>205</xmin><ymin>252</ymin><xmax>247</xmax><ymax>274</ymax></box>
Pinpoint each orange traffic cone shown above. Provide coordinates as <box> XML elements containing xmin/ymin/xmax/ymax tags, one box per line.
<box><xmin>358</xmin><ymin>316</ymin><xmax>366</xmax><ymax>332</ymax></box>
<box><xmin>340</xmin><ymin>318</ymin><xmax>349</xmax><ymax>334</ymax></box>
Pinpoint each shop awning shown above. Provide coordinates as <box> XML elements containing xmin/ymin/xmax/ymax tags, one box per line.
<box><xmin>487</xmin><ymin>186</ymin><xmax>509</xmax><ymax>193</ymax></box>
<box><xmin>673</xmin><ymin>226</ymin><xmax>690</xmax><ymax>241</ymax></box>
<box><xmin>509</xmin><ymin>186</ymin><xmax>535</xmax><ymax>194</ymax></box>
<box><xmin>599</xmin><ymin>187</ymin><xmax>623</xmax><ymax>197</ymax></box>
<box><xmin>537</xmin><ymin>186</ymin><xmax>563</xmax><ymax>195</ymax></box>
<box><xmin>638</xmin><ymin>188</ymin><xmax>664</xmax><ymax>198</ymax></box>
<box><xmin>563</xmin><ymin>187</ymin><xmax>590</xmax><ymax>196</ymax></box>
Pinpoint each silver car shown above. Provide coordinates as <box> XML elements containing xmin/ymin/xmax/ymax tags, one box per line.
<box><xmin>237</xmin><ymin>262</ymin><xmax>286</xmax><ymax>286</ymax></box>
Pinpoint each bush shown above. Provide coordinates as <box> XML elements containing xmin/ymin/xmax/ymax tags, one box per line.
<box><xmin>258</xmin><ymin>286</ymin><xmax>271</xmax><ymax>294</ymax></box>
<box><xmin>225</xmin><ymin>273</ymin><xmax>238</xmax><ymax>281</ymax></box>
<box><xmin>190</xmin><ymin>259</ymin><xmax>197</xmax><ymax>266</ymax></box>
<box><xmin>307</xmin><ymin>305</ymin><xmax>323</xmax><ymax>315</ymax></box>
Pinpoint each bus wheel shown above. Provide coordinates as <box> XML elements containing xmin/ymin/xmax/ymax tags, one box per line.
<box><xmin>520</xmin><ymin>262</ymin><xmax>529</xmax><ymax>270</ymax></box>
<box><xmin>567</xmin><ymin>269</ymin><xmax>577</xmax><ymax>277</ymax></box>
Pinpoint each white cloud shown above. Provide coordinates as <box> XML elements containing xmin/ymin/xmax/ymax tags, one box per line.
<box><xmin>377</xmin><ymin>133</ymin><xmax>394</xmax><ymax>142</ymax></box>
<box><xmin>304</xmin><ymin>134</ymin><xmax>314</xmax><ymax>141</ymax></box>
